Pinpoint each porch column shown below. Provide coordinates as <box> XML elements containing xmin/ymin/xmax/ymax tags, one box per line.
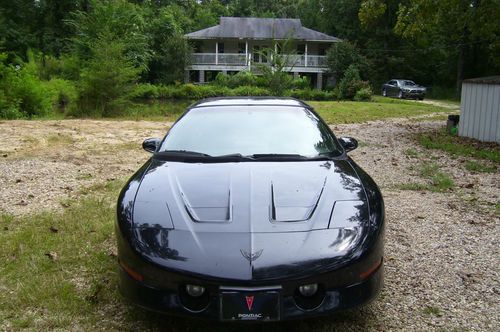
<box><xmin>245</xmin><ymin>41</ymin><xmax>249</xmax><ymax>68</ymax></box>
<box><xmin>316</xmin><ymin>72</ymin><xmax>323</xmax><ymax>90</ymax></box>
<box><xmin>199</xmin><ymin>70</ymin><xmax>205</xmax><ymax>84</ymax></box>
<box><xmin>184</xmin><ymin>70</ymin><xmax>190</xmax><ymax>83</ymax></box>
<box><xmin>305</xmin><ymin>43</ymin><xmax>308</xmax><ymax>67</ymax></box>
<box><xmin>215</xmin><ymin>41</ymin><xmax>218</xmax><ymax>65</ymax></box>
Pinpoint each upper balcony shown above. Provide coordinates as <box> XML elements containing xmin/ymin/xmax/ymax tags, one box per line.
<box><xmin>189</xmin><ymin>53</ymin><xmax>328</xmax><ymax>71</ymax></box>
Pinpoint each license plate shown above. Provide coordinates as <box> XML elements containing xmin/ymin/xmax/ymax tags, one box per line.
<box><xmin>220</xmin><ymin>291</ymin><xmax>280</xmax><ymax>321</ymax></box>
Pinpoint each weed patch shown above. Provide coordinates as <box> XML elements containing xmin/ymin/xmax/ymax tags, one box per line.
<box><xmin>418</xmin><ymin>129</ymin><xmax>500</xmax><ymax>163</ymax></box>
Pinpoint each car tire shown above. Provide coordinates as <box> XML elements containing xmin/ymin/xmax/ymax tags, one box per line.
<box><xmin>398</xmin><ymin>90</ymin><xmax>403</xmax><ymax>99</ymax></box>
<box><xmin>418</xmin><ymin>97</ymin><xmax>424</xmax><ymax>101</ymax></box>
<box><xmin>382</xmin><ymin>89</ymin><xmax>387</xmax><ymax>97</ymax></box>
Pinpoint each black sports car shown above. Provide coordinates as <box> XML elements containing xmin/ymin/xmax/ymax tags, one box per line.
<box><xmin>116</xmin><ymin>97</ymin><xmax>385</xmax><ymax>321</ymax></box>
<box><xmin>382</xmin><ymin>79</ymin><xmax>426</xmax><ymax>100</ymax></box>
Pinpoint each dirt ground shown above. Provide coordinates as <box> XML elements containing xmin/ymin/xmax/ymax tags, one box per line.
<box><xmin>0</xmin><ymin>115</ymin><xmax>498</xmax><ymax>330</ymax></box>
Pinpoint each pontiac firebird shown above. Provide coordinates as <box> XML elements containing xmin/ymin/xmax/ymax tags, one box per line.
<box><xmin>116</xmin><ymin>97</ymin><xmax>384</xmax><ymax>321</ymax></box>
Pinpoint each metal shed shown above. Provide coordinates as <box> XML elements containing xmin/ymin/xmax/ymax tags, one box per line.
<box><xmin>458</xmin><ymin>76</ymin><xmax>500</xmax><ymax>143</ymax></box>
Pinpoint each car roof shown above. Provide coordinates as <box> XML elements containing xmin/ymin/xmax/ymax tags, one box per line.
<box><xmin>189</xmin><ymin>97</ymin><xmax>311</xmax><ymax>109</ymax></box>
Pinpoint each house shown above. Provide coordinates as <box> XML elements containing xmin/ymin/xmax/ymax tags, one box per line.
<box><xmin>459</xmin><ymin>76</ymin><xmax>500</xmax><ymax>143</ymax></box>
<box><xmin>184</xmin><ymin>17</ymin><xmax>341</xmax><ymax>89</ymax></box>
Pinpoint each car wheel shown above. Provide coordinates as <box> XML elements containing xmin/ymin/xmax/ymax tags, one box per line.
<box><xmin>398</xmin><ymin>90</ymin><xmax>403</xmax><ymax>99</ymax></box>
<box><xmin>418</xmin><ymin>97</ymin><xmax>424</xmax><ymax>101</ymax></box>
<box><xmin>382</xmin><ymin>89</ymin><xmax>387</xmax><ymax>97</ymax></box>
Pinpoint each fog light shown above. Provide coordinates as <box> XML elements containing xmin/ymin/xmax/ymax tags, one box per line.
<box><xmin>186</xmin><ymin>284</ymin><xmax>205</xmax><ymax>297</ymax></box>
<box><xmin>298</xmin><ymin>283</ymin><xmax>318</xmax><ymax>297</ymax></box>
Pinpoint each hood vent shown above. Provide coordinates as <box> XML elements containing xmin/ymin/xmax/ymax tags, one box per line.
<box><xmin>270</xmin><ymin>177</ymin><xmax>326</xmax><ymax>222</ymax></box>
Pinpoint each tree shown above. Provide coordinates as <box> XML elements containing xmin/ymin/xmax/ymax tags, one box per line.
<box><xmin>253</xmin><ymin>39</ymin><xmax>297</xmax><ymax>95</ymax></box>
<box><xmin>326</xmin><ymin>41</ymin><xmax>371</xmax><ymax>81</ymax></box>
<box><xmin>395</xmin><ymin>0</ymin><xmax>500</xmax><ymax>95</ymax></box>
<box><xmin>67</xmin><ymin>0</ymin><xmax>150</xmax><ymax>70</ymax></box>
<box><xmin>78</xmin><ymin>35</ymin><xmax>141</xmax><ymax>116</ymax></box>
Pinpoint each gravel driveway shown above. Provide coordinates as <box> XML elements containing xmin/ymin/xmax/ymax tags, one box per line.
<box><xmin>0</xmin><ymin>117</ymin><xmax>498</xmax><ymax>331</ymax></box>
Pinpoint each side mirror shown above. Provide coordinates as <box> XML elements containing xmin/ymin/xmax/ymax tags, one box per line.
<box><xmin>339</xmin><ymin>137</ymin><xmax>358</xmax><ymax>153</ymax></box>
<box><xmin>142</xmin><ymin>138</ymin><xmax>161</xmax><ymax>153</ymax></box>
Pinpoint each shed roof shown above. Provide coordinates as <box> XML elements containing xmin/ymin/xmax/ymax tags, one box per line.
<box><xmin>463</xmin><ymin>76</ymin><xmax>500</xmax><ymax>85</ymax></box>
<box><xmin>185</xmin><ymin>17</ymin><xmax>340</xmax><ymax>42</ymax></box>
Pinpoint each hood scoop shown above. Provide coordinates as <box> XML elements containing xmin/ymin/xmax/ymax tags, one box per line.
<box><xmin>270</xmin><ymin>177</ymin><xmax>327</xmax><ymax>222</ymax></box>
<box><xmin>175</xmin><ymin>166</ymin><xmax>232</xmax><ymax>223</ymax></box>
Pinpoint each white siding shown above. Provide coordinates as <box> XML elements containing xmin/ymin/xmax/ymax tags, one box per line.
<box><xmin>458</xmin><ymin>82</ymin><xmax>500</xmax><ymax>143</ymax></box>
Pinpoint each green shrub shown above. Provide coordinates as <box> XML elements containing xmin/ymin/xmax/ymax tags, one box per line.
<box><xmin>0</xmin><ymin>54</ymin><xmax>54</xmax><ymax>118</ymax></box>
<box><xmin>354</xmin><ymin>87</ymin><xmax>373</xmax><ymax>101</ymax></box>
<box><xmin>214</xmin><ymin>71</ymin><xmax>259</xmax><ymax>88</ymax></box>
<box><xmin>36</xmin><ymin>54</ymin><xmax>81</xmax><ymax>81</ymax></box>
<box><xmin>44</xmin><ymin>78</ymin><xmax>78</xmax><ymax>113</ymax></box>
<box><xmin>292</xmin><ymin>76</ymin><xmax>310</xmax><ymax>90</ymax></box>
<box><xmin>289</xmin><ymin>89</ymin><xmax>313</xmax><ymax>100</ymax></box>
<box><xmin>214</xmin><ymin>72</ymin><xmax>229</xmax><ymax>86</ymax></box>
<box><xmin>337</xmin><ymin>65</ymin><xmax>370</xmax><ymax>100</ymax></box>
<box><xmin>289</xmin><ymin>89</ymin><xmax>334</xmax><ymax>101</ymax></box>
<box><xmin>229</xmin><ymin>86</ymin><xmax>271</xmax><ymax>96</ymax></box>
<box><xmin>130</xmin><ymin>83</ymin><xmax>159</xmax><ymax>99</ymax></box>
<box><xmin>230</xmin><ymin>71</ymin><xmax>258</xmax><ymax>88</ymax></box>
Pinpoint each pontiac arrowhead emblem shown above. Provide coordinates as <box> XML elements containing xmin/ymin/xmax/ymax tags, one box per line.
<box><xmin>245</xmin><ymin>295</ymin><xmax>254</xmax><ymax>311</ymax></box>
<box><xmin>240</xmin><ymin>249</ymin><xmax>263</xmax><ymax>262</ymax></box>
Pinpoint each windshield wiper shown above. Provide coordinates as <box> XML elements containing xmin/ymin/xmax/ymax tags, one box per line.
<box><xmin>212</xmin><ymin>153</ymin><xmax>255</xmax><ymax>160</ymax></box>
<box><xmin>248</xmin><ymin>153</ymin><xmax>332</xmax><ymax>161</ymax></box>
<box><xmin>156</xmin><ymin>150</ymin><xmax>212</xmax><ymax>157</ymax></box>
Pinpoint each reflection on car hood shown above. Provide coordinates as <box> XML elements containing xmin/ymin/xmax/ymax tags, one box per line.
<box><xmin>129</xmin><ymin>160</ymin><xmax>371</xmax><ymax>280</ymax></box>
<box><xmin>133</xmin><ymin>160</ymin><xmax>366</xmax><ymax>232</ymax></box>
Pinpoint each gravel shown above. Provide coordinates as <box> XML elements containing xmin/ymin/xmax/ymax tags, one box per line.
<box><xmin>0</xmin><ymin>117</ymin><xmax>498</xmax><ymax>331</ymax></box>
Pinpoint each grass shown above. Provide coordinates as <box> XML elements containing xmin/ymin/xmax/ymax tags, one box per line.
<box><xmin>309</xmin><ymin>97</ymin><xmax>450</xmax><ymax>125</ymax></box>
<box><xmin>418</xmin><ymin>129</ymin><xmax>500</xmax><ymax>163</ymax></box>
<box><xmin>422</xmin><ymin>306</ymin><xmax>442</xmax><ymax>316</ymax></box>
<box><xmin>0</xmin><ymin>179</ymin><xmax>123</xmax><ymax>330</ymax></box>
<box><xmin>404</xmin><ymin>148</ymin><xmax>420</xmax><ymax>158</ymax></box>
<box><xmin>120</xmin><ymin>100</ymin><xmax>192</xmax><ymax>121</ymax></box>
<box><xmin>0</xmin><ymin>179</ymin><xmax>382</xmax><ymax>331</ymax></box>
<box><xmin>5</xmin><ymin>97</ymin><xmax>453</xmax><ymax>125</ymax></box>
<box><xmin>464</xmin><ymin>160</ymin><xmax>497</xmax><ymax>173</ymax></box>
<box><xmin>397</xmin><ymin>162</ymin><xmax>455</xmax><ymax>192</ymax></box>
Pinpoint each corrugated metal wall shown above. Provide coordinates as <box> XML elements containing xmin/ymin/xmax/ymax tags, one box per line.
<box><xmin>459</xmin><ymin>82</ymin><xmax>500</xmax><ymax>143</ymax></box>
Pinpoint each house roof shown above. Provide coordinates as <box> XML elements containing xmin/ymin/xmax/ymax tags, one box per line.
<box><xmin>463</xmin><ymin>76</ymin><xmax>500</xmax><ymax>85</ymax></box>
<box><xmin>185</xmin><ymin>17</ymin><xmax>340</xmax><ymax>42</ymax></box>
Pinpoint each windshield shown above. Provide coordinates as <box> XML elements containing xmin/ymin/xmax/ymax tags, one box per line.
<box><xmin>403</xmin><ymin>80</ymin><xmax>416</xmax><ymax>86</ymax></box>
<box><xmin>159</xmin><ymin>106</ymin><xmax>343</xmax><ymax>158</ymax></box>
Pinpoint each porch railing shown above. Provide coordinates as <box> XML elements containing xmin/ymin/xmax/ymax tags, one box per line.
<box><xmin>190</xmin><ymin>53</ymin><xmax>327</xmax><ymax>67</ymax></box>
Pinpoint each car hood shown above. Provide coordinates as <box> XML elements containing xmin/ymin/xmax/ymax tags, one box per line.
<box><xmin>130</xmin><ymin>159</ymin><xmax>371</xmax><ymax>279</ymax></box>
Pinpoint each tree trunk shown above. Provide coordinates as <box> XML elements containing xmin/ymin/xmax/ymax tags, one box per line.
<box><xmin>456</xmin><ymin>43</ymin><xmax>465</xmax><ymax>97</ymax></box>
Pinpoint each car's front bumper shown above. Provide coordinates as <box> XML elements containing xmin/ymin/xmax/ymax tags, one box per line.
<box><xmin>118</xmin><ymin>262</ymin><xmax>383</xmax><ymax>321</ymax></box>
<box><xmin>402</xmin><ymin>90</ymin><xmax>426</xmax><ymax>98</ymax></box>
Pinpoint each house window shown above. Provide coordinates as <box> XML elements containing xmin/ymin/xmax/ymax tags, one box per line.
<box><xmin>318</xmin><ymin>46</ymin><xmax>327</xmax><ymax>56</ymax></box>
<box><xmin>238</xmin><ymin>42</ymin><xmax>246</xmax><ymax>54</ymax></box>
<box><xmin>217</xmin><ymin>42</ymin><xmax>224</xmax><ymax>54</ymax></box>
<box><xmin>297</xmin><ymin>44</ymin><xmax>305</xmax><ymax>55</ymax></box>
